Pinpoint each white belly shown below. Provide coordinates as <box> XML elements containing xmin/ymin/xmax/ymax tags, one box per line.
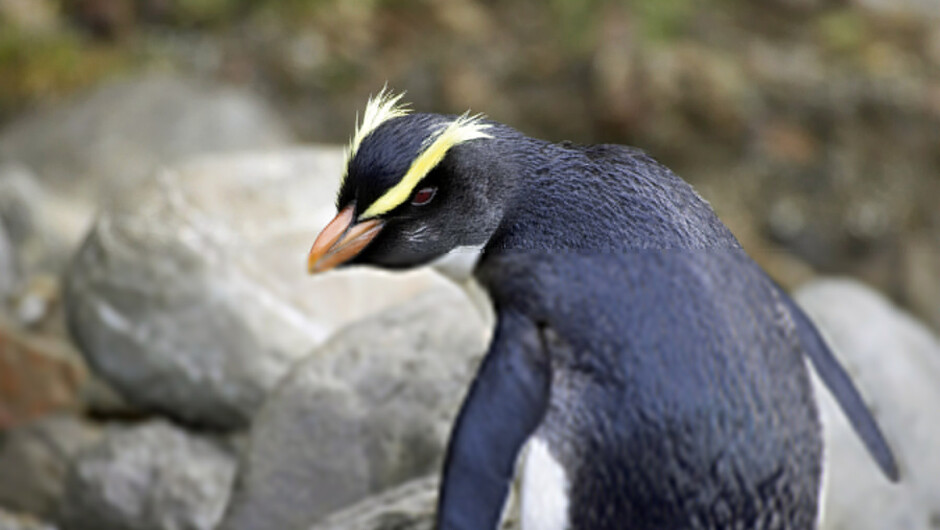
<box><xmin>520</xmin><ymin>437</ymin><xmax>570</xmax><ymax>530</ymax></box>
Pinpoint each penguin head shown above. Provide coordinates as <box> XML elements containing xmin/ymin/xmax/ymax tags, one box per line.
<box><xmin>308</xmin><ymin>90</ymin><xmax>510</xmax><ymax>273</ymax></box>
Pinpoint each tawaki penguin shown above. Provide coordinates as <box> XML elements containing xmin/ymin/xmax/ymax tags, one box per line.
<box><xmin>307</xmin><ymin>90</ymin><xmax>898</xmax><ymax>530</ymax></box>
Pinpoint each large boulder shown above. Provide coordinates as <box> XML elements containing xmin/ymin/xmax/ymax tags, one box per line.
<box><xmin>0</xmin><ymin>76</ymin><xmax>292</xmax><ymax>277</ymax></box>
<box><xmin>58</xmin><ymin>420</ymin><xmax>236</xmax><ymax>530</ymax></box>
<box><xmin>0</xmin><ymin>415</ymin><xmax>103</xmax><ymax>519</ymax></box>
<box><xmin>795</xmin><ymin>279</ymin><xmax>940</xmax><ymax>530</ymax></box>
<box><xmin>307</xmin><ymin>476</ymin><xmax>519</xmax><ymax>530</ymax></box>
<box><xmin>0</xmin><ymin>75</ymin><xmax>291</xmax><ymax>201</ymax></box>
<box><xmin>218</xmin><ymin>290</ymin><xmax>488</xmax><ymax>530</ymax></box>
<box><xmin>63</xmin><ymin>148</ymin><xmax>449</xmax><ymax>429</ymax></box>
<box><xmin>307</xmin><ymin>476</ymin><xmax>439</xmax><ymax>530</ymax></box>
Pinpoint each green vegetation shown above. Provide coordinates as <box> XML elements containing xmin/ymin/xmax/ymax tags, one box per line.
<box><xmin>816</xmin><ymin>9</ymin><xmax>867</xmax><ymax>54</ymax></box>
<box><xmin>0</xmin><ymin>27</ymin><xmax>133</xmax><ymax>117</ymax></box>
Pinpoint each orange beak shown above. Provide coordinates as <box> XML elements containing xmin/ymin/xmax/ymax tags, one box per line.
<box><xmin>307</xmin><ymin>205</ymin><xmax>384</xmax><ymax>273</ymax></box>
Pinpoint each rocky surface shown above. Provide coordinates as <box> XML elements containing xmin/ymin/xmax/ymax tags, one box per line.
<box><xmin>0</xmin><ymin>75</ymin><xmax>291</xmax><ymax>200</ymax></box>
<box><xmin>0</xmin><ymin>76</ymin><xmax>293</xmax><ymax>276</ymax></box>
<box><xmin>0</xmin><ymin>508</ymin><xmax>57</xmax><ymax>530</ymax></box>
<box><xmin>306</xmin><ymin>476</ymin><xmax>439</xmax><ymax>530</ymax></box>
<box><xmin>218</xmin><ymin>290</ymin><xmax>488</xmax><ymax>530</ymax></box>
<box><xmin>0</xmin><ymin>220</ymin><xmax>15</xmax><ymax>302</ymax></box>
<box><xmin>0</xmin><ymin>320</ymin><xmax>87</xmax><ymax>429</ymax></box>
<box><xmin>796</xmin><ymin>279</ymin><xmax>940</xmax><ymax>530</ymax></box>
<box><xmin>310</xmin><ymin>476</ymin><xmax>438</xmax><ymax>530</ymax></box>
<box><xmin>58</xmin><ymin>420</ymin><xmax>236</xmax><ymax>530</ymax></box>
<box><xmin>307</xmin><ymin>475</ymin><xmax>520</xmax><ymax>530</ymax></box>
<box><xmin>63</xmin><ymin>148</ymin><xmax>448</xmax><ymax>429</ymax></box>
<box><xmin>0</xmin><ymin>415</ymin><xmax>103</xmax><ymax>519</ymax></box>
<box><xmin>0</xmin><ymin>165</ymin><xmax>66</xmax><ymax>279</ymax></box>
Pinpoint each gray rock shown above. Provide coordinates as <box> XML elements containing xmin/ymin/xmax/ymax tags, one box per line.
<box><xmin>0</xmin><ymin>219</ymin><xmax>15</xmax><ymax>302</ymax></box>
<box><xmin>63</xmin><ymin>148</ymin><xmax>448</xmax><ymax>429</ymax></box>
<box><xmin>0</xmin><ymin>165</ymin><xmax>42</xmax><ymax>252</ymax></box>
<box><xmin>795</xmin><ymin>279</ymin><xmax>940</xmax><ymax>530</ymax></box>
<box><xmin>0</xmin><ymin>415</ymin><xmax>103</xmax><ymax>519</ymax></box>
<box><xmin>0</xmin><ymin>507</ymin><xmax>57</xmax><ymax>530</ymax></box>
<box><xmin>59</xmin><ymin>420</ymin><xmax>236</xmax><ymax>530</ymax></box>
<box><xmin>0</xmin><ymin>75</ymin><xmax>291</xmax><ymax>201</ymax></box>
<box><xmin>219</xmin><ymin>290</ymin><xmax>488</xmax><ymax>530</ymax></box>
<box><xmin>0</xmin><ymin>164</ymin><xmax>76</xmax><ymax>277</ymax></box>
<box><xmin>852</xmin><ymin>0</ymin><xmax>940</xmax><ymax>20</ymax></box>
<box><xmin>0</xmin><ymin>75</ymin><xmax>292</xmax><ymax>278</ymax></box>
<box><xmin>307</xmin><ymin>476</ymin><xmax>438</xmax><ymax>530</ymax></box>
<box><xmin>307</xmin><ymin>476</ymin><xmax>518</xmax><ymax>530</ymax></box>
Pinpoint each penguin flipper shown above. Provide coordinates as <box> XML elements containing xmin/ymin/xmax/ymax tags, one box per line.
<box><xmin>436</xmin><ymin>311</ymin><xmax>551</xmax><ymax>530</ymax></box>
<box><xmin>783</xmin><ymin>293</ymin><xmax>900</xmax><ymax>482</ymax></box>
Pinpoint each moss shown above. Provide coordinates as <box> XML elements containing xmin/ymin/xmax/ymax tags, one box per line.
<box><xmin>632</xmin><ymin>0</ymin><xmax>697</xmax><ymax>43</ymax></box>
<box><xmin>544</xmin><ymin>0</ymin><xmax>709</xmax><ymax>54</ymax></box>
<box><xmin>0</xmin><ymin>28</ymin><xmax>133</xmax><ymax>117</ymax></box>
<box><xmin>173</xmin><ymin>0</ymin><xmax>247</xmax><ymax>26</ymax></box>
<box><xmin>547</xmin><ymin>0</ymin><xmax>603</xmax><ymax>52</ymax></box>
<box><xmin>816</xmin><ymin>10</ymin><xmax>867</xmax><ymax>54</ymax></box>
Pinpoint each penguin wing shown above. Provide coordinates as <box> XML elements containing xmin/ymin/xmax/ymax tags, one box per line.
<box><xmin>436</xmin><ymin>311</ymin><xmax>551</xmax><ymax>530</ymax></box>
<box><xmin>781</xmin><ymin>289</ymin><xmax>900</xmax><ymax>482</ymax></box>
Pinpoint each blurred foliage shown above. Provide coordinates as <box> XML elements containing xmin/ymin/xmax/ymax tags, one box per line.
<box><xmin>545</xmin><ymin>0</ymin><xmax>699</xmax><ymax>51</ymax></box>
<box><xmin>816</xmin><ymin>9</ymin><xmax>868</xmax><ymax>54</ymax></box>
<box><xmin>631</xmin><ymin>0</ymin><xmax>697</xmax><ymax>42</ymax></box>
<box><xmin>0</xmin><ymin>0</ymin><xmax>732</xmax><ymax>118</ymax></box>
<box><xmin>173</xmin><ymin>0</ymin><xmax>245</xmax><ymax>25</ymax></box>
<box><xmin>0</xmin><ymin>26</ymin><xmax>134</xmax><ymax>119</ymax></box>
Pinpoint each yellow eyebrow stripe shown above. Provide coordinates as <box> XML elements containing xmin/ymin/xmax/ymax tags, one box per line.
<box><xmin>360</xmin><ymin>114</ymin><xmax>492</xmax><ymax>219</ymax></box>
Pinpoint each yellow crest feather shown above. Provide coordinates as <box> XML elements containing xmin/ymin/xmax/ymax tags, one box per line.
<box><xmin>360</xmin><ymin>113</ymin><xmax>492</xmax><ymax>219</ymax></box>
<box><xmin>346</xmin><ymin>87</ymin><xmax>410</xmax><ymax>168</ymax></box>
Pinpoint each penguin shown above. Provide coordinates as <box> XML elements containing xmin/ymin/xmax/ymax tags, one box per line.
<box><xmin>306</xmin><ymin>89</ymin><xmax>898</xmax><ymax>530</ymax></box>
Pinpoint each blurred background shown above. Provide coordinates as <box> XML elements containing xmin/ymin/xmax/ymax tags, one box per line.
<box><xmin>0</xmin><ymin>1</ymin><xmax>938</xmax><ymax>529</ymax></box>
<box><xmin>4</xmin><ymin>0</ymin><xmax>939</xmax><ymax>322</ymax></box>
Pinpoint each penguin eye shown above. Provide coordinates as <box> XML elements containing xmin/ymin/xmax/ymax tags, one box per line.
<box><xmin>411</xmin><ymin>186</ymin><xmax>437</xmax><ymax>206</ymax></box>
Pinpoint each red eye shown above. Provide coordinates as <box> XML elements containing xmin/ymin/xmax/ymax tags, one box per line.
<box><xmin>411</xmin><ymin>186</ymin><xmax>437</xmax><ymax>206</ymax></box>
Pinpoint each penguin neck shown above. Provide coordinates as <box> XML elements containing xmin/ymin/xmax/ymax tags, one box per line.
<box><xmin>488</xmin><ymin>141</ymin><xmax>741</xmax><ymax>252</ymax></box>
<box><xmin>430</xmin><ymin>245</ymin><xmax>496</xmax><ymax>328</ymax></box>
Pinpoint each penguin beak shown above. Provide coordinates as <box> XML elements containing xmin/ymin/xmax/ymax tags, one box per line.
<box><xmin>307</xmin><ymin>205</ymin><xmax>384</xmax><ymax>273</ymax></box>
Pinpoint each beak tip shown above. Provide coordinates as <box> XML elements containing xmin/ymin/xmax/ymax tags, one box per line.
<box><xmin>307</xmin><ymin>257</ymin><xmax>326</xmax><ymax>274</ymax></box>
<box><xmin>307</xmin><ymin>206</ymin><xmax>383</xmax><ymax>275</ymax></box>
<box><xmin>306</xmin><ymin>247</ymin><xmax>323</xmax><ymax>275</ymax></box>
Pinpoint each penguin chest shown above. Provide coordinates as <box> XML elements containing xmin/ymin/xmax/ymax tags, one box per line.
<box><xmin>520</xmin><ymin>437</ymin><xmax>571</xmax><ymax>530</ymax></box>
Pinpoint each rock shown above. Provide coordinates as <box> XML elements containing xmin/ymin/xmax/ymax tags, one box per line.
<box><xmin>0</xmin><ymin>415</ymin><xmax>103</xmax><ymax>519</ymax></box>
<box><xmin>7</xmin><ymin>275</ymin><xmax>59</xmax><ymax>331</ymax></box>
<box><xmin>218</xmin><ymin>290</ymin><xmax>488</xmax><ymax>530</ymax></box>
<box><xmin>307</xmin><ymin>476</ymin><xmax>438</xmax><ymax>530</ymax></box>
<box><xmin>0</xmin><ymin>0</ymin><xmax>59</xmax><ymax>33</ymax></box>
<box><xmin>307</xmin><ymin>476</ymin><xmax>519</xmax><ymax>530</ymax></box>
<box><xmin>851</xmin><ymin>0</ymin><xmax>940</xmax><ymax>20</ymax></box>
<box><xmin>0</xmin><ymin>164</ymin><xmax>76</xmax><ymax>277</ymax></box>
<box><xmin>0</xmin><ymin>75</ymin><xmax>290</xmax><ymax>200</ymax></box>
<box><xmin>63</xmin><ymin>148</ymin><xmax>449</xmax><ymax>429</ymax></box>
<box><xmin>0</xmin><ymin>75</ymin><xmax>292</xmax><ymax>270</ymax></box>
<box><xmin>0</xmin><ymin>221</ymin><xmax>15</xmax><ymax>303</ymax></box>
<box><xmin>0</xmin><ymin>319</ymin><xmax>87</xmax><ymax>429</ymax></box>
<box><xmin>0</xmin><ymin>507</ymin><xmax>57</xmax><ymax>530</ymax></box>
<box><xmin>59</xmin><ymin>420</ymin><xmax>236</xmax><ymax>530</ymax></box>
<box><xmin>794</xmin><ymin>279</ymin><xmax>940</xmax><ymax>530</ymax></box>
<box><xmin>902</xmin><ymin>234</ymin><xmax>940</xmax><ymax>334</ymax></box>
